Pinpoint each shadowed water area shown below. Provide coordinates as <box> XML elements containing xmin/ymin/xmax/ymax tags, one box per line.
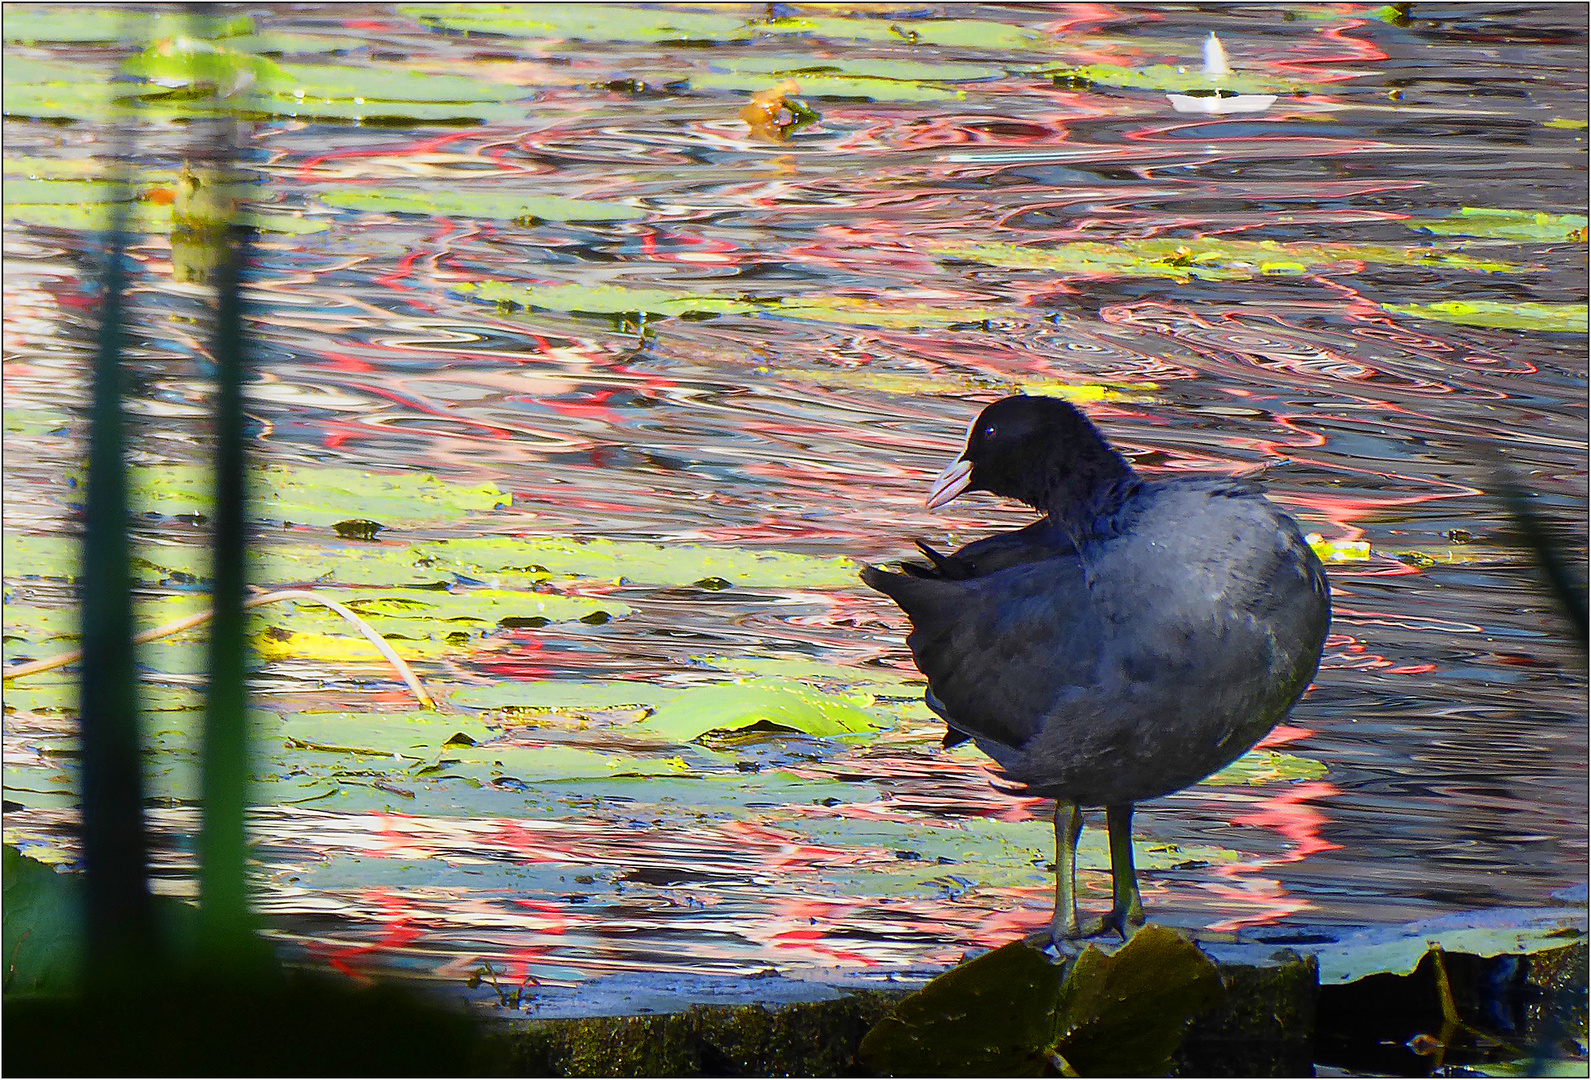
<box><xmin>2</xmin><ymin>3</ymin><xmax>1586</xmax><ymax>1014</ymax></box>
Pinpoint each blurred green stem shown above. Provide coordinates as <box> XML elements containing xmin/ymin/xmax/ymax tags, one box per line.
<box><xmin>198</xmin><ymin>216</ymin><xmax>255</xmax><ymax>959</ymax></box>
<box><xmin>79</xmin><ymin>198</ymin><xmax>157</xmax><ymax>973</ymax></box>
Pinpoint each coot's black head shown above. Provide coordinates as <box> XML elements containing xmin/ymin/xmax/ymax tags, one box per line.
<box><xmin>927</xmin><ymin>395</ymin><xmax>1135</xmax><ymax>515</ymax></box>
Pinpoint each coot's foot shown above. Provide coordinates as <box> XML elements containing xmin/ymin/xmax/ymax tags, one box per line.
<box><xmin>1090</xmin><ymin>904</ymin><xmax>1147</xmax><ymax>941</ymax></box>
<box><xmin>1023</xmin><ymin>915</ymin><xmax>1137</xmax><ymax>948</ymax></box>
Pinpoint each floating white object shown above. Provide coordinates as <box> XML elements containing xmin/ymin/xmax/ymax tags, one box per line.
<box><xmin>1167</xmin><ymin>92</ymin><xmax>1279</xmax><ymax>114</ymax></box>
<box><xmin>1167</xmin><ymin>31</ymin><xmax>1276</xmax><ymax>113</ymax></box>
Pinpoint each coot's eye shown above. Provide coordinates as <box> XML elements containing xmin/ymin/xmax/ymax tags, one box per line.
<box><xmin>981</xmin><ymin>424</ymin><xmax>997</xmax><ymax>440</ymax></box>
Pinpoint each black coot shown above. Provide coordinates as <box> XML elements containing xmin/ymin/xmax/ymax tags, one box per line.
<box><xmin>862</xmin><ymin>395</ymin><xmax>1331</xmax><ymax>942</ymax></box>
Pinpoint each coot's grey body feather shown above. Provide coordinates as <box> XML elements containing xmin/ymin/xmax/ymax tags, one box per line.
<box><xmin>875</xmin><ymin>479</ymin><xmax>1329</xmax><ymax>806</ymax></box>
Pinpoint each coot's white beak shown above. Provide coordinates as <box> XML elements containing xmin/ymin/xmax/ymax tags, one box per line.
<box><xmin>926</xmin><ymin>457</ymin><xmax>973</xmax><ymax>509</ymax></box>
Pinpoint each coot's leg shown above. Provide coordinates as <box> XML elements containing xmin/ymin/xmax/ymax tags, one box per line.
<box><xmin>1101</xmin><ymin>802</ymin><xmax>1146</xmax><ymax>938</ymax></box>
<box><xmin>1025</xmin><ymin>800</ymin><xmax>1083</xmax><ymax>946</ymax></box>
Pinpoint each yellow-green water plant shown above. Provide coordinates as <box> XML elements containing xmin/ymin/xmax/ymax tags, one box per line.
<box><xmin>1381</xmin><ymin>300</ymin><xmax>1588</xmax><ymax>334</ymax></box>
<box><xmin>932</xmin><ymin>237</ymin><xmax>1518</xmax><ymax>283</ymax></box>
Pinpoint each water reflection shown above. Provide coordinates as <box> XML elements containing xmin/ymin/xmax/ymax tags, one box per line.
<box><xmin>2</xmin><ymin>2</ymin><xmax>1584</xmax><ymax>1008</ymax></box>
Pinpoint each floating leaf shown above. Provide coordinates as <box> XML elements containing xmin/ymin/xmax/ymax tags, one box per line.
<box><xmin>320</xmin><ymin>188</ymin><xmax>643</xmax><ymax>224</ymax></box>
<box><xmin>3</xmin><ymin>7</ymin><xmax>254</xmax><ymax>43</ymax></box>
<box><xmin>934</xmin><ymin>238</ymin><xmax>1517</xmax><ymax>282</ymax></box>
<box><xmin>2</xmin><ymin>846</ymin><xmax>83</xmax><ymax>994</ymax></box>
<box><xmin>638</xmin><ymin>679</ymin><xmax>878</xmax><ymax>741</ymax></box>
<box><xmin>437</xmin><ymin>742</ymin><xmax>690</xmax><ymax>783</ymax></box>
<box><xmin>1381</xmin><ymin>300</ymin><xmax>1588</xmax><ymax>333</ymax></box>
<box><xmin>688</xmin><ymin>71</ymin><xmax>963</xmax><ymax>103</ymax></box>
<box><xmin>1051</xmin><ymin>924</ymin><xmax>1223</xmax><ymax>1076</ymax></box>
<box><xmin>402</xmin><ymin>5</ymin><xmax>1053</xmax><ymax>52</ymax></box>
<box><xmin>1404</xmin><ymin>207</ymin><xmax>1589</xmax><ymax>242</ymax></box>
<box><xmin>279</xmin><ymin>710</ymin><xmax>492</xmax><ymax>757</ymax></box>
<box><xmin>455</xmin><ymin>280</ymin><xmax>1005</xmax><ymax>329</ymax></box>
<box><xmin>1202</xmin><ymin>750</ymin><xmax>1328</xmax><ymax>787</ymax></box>
<box><xmin>1307</xmin><ymin>533</ymin><xmax>1372</xmax><ymax>564</ymax></box>
<box><xmin>1043</xmin><ymin>62</ymin><xmax>1304</xmax><ymax>95</ymax></box>
<box><xmin>51</xmin><ymin>462</ymin><xmax>511</xmax><ymax>528</ymax></box>
<box><xmin>419</xmin><ymin>535</ymin><xmax>860</xmax><ymax>590</ymax></box>
<box><xmin>1316</xmin><ymin>908</ymin><xmax>1589</xmax><ymax>985</ymax></box>
<box><xmin>449</xmin><ymin>680</ymin><xmax>679</xmax><ymax>711</ymax></box>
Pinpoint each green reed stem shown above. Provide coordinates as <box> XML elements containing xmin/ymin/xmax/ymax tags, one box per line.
<box><xmin>78</xmin><ymin>195</ymin><xmax>156</xmax><ymax>973</ymax></box>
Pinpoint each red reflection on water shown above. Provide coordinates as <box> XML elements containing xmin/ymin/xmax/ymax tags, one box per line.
<box><xmin>1203</xmin><ymin>780</ymin><xmax>1344</xmax><ymax>932</ymax></box>
<box><xmin>305</xmin><ymin>887</ymin><xmax>426</xmax><ymax>979</ymax></box>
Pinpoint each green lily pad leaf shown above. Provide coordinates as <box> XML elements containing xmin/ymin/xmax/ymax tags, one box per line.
<box><xmin>1042</xmin><ymin>62</ymin><xmax>1305</xmax><ymax>95</ymax></box>
<box><xmin>637</xmin><ymin>679</ymin><xmax>878</xmax><ymax>742</ymax></box>
<box><xmin>3</xmin><ymin>7</ymin><xmax>254</xmax><ymax>43</ymax></box>
<box><xmin>403</xmin><ymin>5</ymin><xmax>1057</xmax><ymax>52</ymax></box>
<box><xmin>859</xmin><ymin>940</ymin><xmax>1064</xmax><ymax>1076</ymax></box>
<box><xmin>1381</xmin><ymin>300</ymin><xmax>1588</xmax><ymax>333</ymax></box>
<box><xmin>695</xmin><ymin>654</ymin><xmax>922</xmax><ymax>698</ymax></box>
<box><xmin>1404</xmin><ymin>207</ymin><xmax>1589</xmax><ymax>242</ymax></box>
<box><xmin>714</xmin><ymin>55</ymin><xmax>1006</xmax><ymax>83</ymax></box>
<box><xmin>933</xmin><ymin>238</ymin><xmax>1517</xmax><ymax>282</ymax></box>
<box><xmin>1</xmin><ymin>57</ymin><xmax>125</xmax><ymax>120</ymax></box>
<box><xmin>773</xmin><ymin>363</ymin><xmax>1156</xmax><ymax>404</ymax></box>
<box><xmin>687</xmin><ymin>71</ymin><xmax>963</xmax><ymax>103</ymax></box>
<box><xmin>448</xmin><ymin>680</ymin><xmax>679</xmax><ymax>711</ymax></box>
<box><xmin>51</xmin><ymin>462</ymin><xmax>510</xmax><ymax>528</ymax></box>
<box><xmin>321</xmin><ymin>188</ymin><xmax>644</xmax><ymax>224</ymax></box>
<box><xmin>455</xmin><ymin>280</ymin><xmax>1004</xmax><ymax>329</ymax></box>
<box><xmin>418</xmin><ymin>535</ymin><xmax>860</xmax><ymax>590</ymax></box>
<box><xmin>1051</xmin><ymin>924</ymin><xmax>1223</xmax><ymax>1076</ymax></box>
<box><xmin>1316</xmin><ymin>910</ymin><xmax>1588</xmax><ymax>985</ymax></box>
<box><xmin>278</xmin><ymin>710</ymin><xmax>491</xmax><ymax>756</ymax></box>
<box><xmin>122</xmin><ymin>36</ymin><xmax>292</xmax><ymax>92</ymax></box>
<box><xmin>2</xmin><ymin>846</ymin><xmax>84</xmax><ymax>994</ymax></box>
<box><xmin>438</xmin><ymin>742</ymin><xmax>691</xmax><ymax>783</ymax></box>
<box><xmin>1</xmin><ymin>765</ymin><xmax>78</xmax><ymax>811</ymax></box>
<box><xmin>1202</xmin><ymin>749</ymin><xmax>1328</xmax><ymax>786</ymax></box>
<box><xmin>320</xmin><ymin>587</ymin><xmax>630</xmax><ymax>629</ymax></box>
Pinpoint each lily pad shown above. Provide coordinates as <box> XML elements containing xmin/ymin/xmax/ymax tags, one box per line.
<box><xmin>1316</xmin><ymin>907</ymin><xmax>1589</xmax><ymax>985</ymax></box>
<box><xmin>320</xmin><ymin>188</ymin><xmax>643</xmax><ymax>224</ymax></box>
<box><xmin>3</xmin><ymin>7</ymin><xmax>254</xmax><ymax>43</ymax></box>
<box><xmin>1381</xmin><ymin>300</ymin><xmax>1588</xmax><ymax>333</ymax></box>
<box><xmin>455</xmin><ymin>280</ymin><xmax>1005</xmax><ymax>329</ymax></box>
<box><xmin>418</xmin><ymin>535</ymin><xmax>860</xmax><ymax>590</ymax></box>
<box><xmin>933</xmin><ymin>238</ymin><xmax>1517</xmax><ymax>283</ymax></box>
<box><xmin>1042</xmin><ymin>62</ymin><xmax>1306</xmax><ymax>95</ymax></box>
<box><xmin>638</xmin><ymin>679</ymin><xmax>879</xmax><ymax>742</ymax></box>
<box><xmin>448</xmin><ymin>680</ymin><xmax>678</xmax><ymax>711</ymax></box>
<box><xmin>686</xmin><ymin>72</ymin><xmax>964</xmax><ymax>103</ymax></box>
<box><xmin>402</xmin><ymin>5</ymin><xmax>1054</xmax><ymax>52</ymax></box>
<box><xmin>2</xmin><ymin>846</ymin><xmax>83</xmax><ymax>994</ymax></box>
<box><xmin>58</xmin><ymin>463</ymin><xmax>511</xmax><ymax>528</ymax></box>
<box><xmin>1202</xmin><ymin>750</ymin><xmax>1328</xmax><ymax>787</ymax></box>
<box><xmin>435</xmin><ymin>742</ymin><xmax>690</xmax><ymax>783</ymax></box>
<box><xmin>1404</xmin><ymin>208</ymin><xmax>1589</xmax><ymax>242</ymax></box>
<box><xmin>278</xmin><ymin>710</ymin><xmax>492</xmax><ymax>756</ymax></box>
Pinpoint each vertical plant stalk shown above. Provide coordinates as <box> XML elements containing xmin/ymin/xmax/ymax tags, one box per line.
<box><xmin>198</xmin><ymin>206</ymin><xmax>255</xmax><ymax>958</ymax></box>
<box><xmin>78</xmin><ymin>195</ymin><xmax>156</xmax><ymax>971</ymax></box>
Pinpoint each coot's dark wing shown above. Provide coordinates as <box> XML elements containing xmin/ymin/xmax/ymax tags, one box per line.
<box><xmin>902</xmin><ymin>518</ymin><xmax>1074</xmax><ymax>580</ymax></box>
<box><xmin>861</xmin><ymin>554</ymin><xmax>1103</xmax><ymax>754</ymax></box>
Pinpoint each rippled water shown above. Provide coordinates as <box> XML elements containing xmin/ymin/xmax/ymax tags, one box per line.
<box><xmin>3</xmin><ymin>3</ymin><xmax>1586</xmax><ymax>1010</ymax></box>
